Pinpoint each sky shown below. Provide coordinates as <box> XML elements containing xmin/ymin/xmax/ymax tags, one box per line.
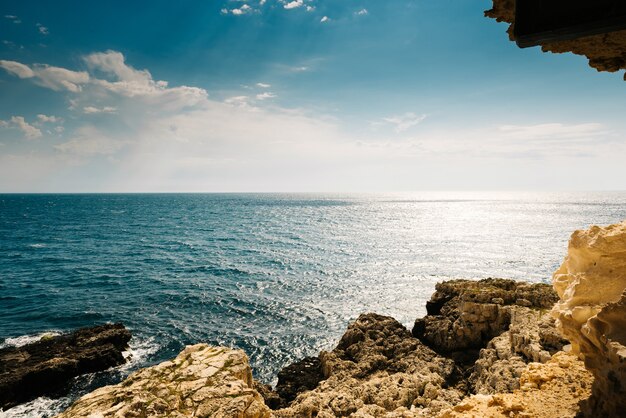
<box><xmin>0</xmin><ymin>0</ymin><xmax>625</xmax><ymax>192</ymax></box>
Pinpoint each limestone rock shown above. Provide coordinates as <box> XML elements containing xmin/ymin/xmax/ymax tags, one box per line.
<box><xmin>486</xmin><ymin>0</ymin><xmax>626</xmax><ymax>78</ymax></box>
<box><xmin>273</xmin><ymin>313</ymin><xmax>465</xmax><ymax>417</ymax></box>
<box><xmin>55</xmin><ymin>344</ymin><xmax>271</xmax><ymax>418</ymax></box>
<box><xmin>413</xmin><ymin>278</ymin><xmax>557</xmax><ymax>356</ymax></box>
<box><xmin>469</xmin><ymin>306</ymin><xmax>567</xmax><ymax>394</ymax></box>
<box><xmin>438</xmin><ymin>351</ymin><xmax>593</xmax><ymax>418</ymax></box>
<box><xmin>0</xmin><ymin>323</ymin><xmax>131</xmax><ymax>410</ymax></box>
<box><xmin>552</xmin><ymin>221</ymin><xmax>626</xmax><ymax>417</ymax></box>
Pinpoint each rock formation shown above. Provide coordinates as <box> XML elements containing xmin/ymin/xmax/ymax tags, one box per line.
<box><xmin>438</xmin><ymin>351</ymin><xmax>593</xmax><ymax>418</ymax></box>
<box><xmin>552</xmin><ymin>221</ymin><xmax>626</xmax><ymax>416</ymax></box>
<box><xmin>50</xmin><ymin>272</ymin><xmax>605</xmax><ymax>418</ymax></box>
<box><xmin>56</xmin><ymin>344</ymin><xmax>272</xmax><ymax>418</ymax></box>
<box><xmin>486</xmin><ymin>0</ymin><xmax>626</xmax><ymax>79</ymax></box>
<box><xmin>0</xmin><ymin>323</ymin><xmax>131</xmax><ymax>410</ymax></box>
<box><xmin>272</xmin><ymin>313</ymin><xmax>465</xmax><ymax>417</ymax></box>
<box><xmin>412</xmin><ymin>278</ymin><xmax>558</xmax><ymax>358</ymax></box>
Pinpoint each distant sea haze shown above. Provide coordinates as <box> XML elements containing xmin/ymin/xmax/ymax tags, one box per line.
<box><xmin>1</xmin><ymin>192</ymin><xmax>626</xmax><ymax>417</ymax></box>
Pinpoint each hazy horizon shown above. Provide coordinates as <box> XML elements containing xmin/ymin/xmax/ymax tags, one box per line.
<box><xmin>1</xmin><ymin>1</ymin><xmax>625</xmax><ymax>192</ymax></box>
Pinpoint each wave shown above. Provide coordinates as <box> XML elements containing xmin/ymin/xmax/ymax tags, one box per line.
<box><xmin>0</xmin><ymin>331</ymin><xmax>61</xmax><ymax>349</ymax></box>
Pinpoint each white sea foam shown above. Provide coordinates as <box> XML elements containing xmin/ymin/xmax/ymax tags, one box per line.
<box><xmin>121</xmin><ymin>336</ymin><xmax>160</xmax><ymax>371</ymax></box>
<box><xmin>0</xmin><ymin>396</ymin><xmax>68</xmax><ymax>418</ymax></box>
<box><xmin>0</xmin><ymin>332</ymin><xmax>61</xmax><ymax>349</ymax></box>
<box><xmin>28</xmin><ymin>244</ymin><xmax>45</xmax><ymax>248</ymax></box>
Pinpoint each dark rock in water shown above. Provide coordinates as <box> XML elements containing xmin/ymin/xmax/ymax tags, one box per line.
<box><xmin>274</xmin><ymin>356</ymin><xmax>323</xmax><ymax>406</ymax></box>
<box><xmin>0</xmin><ymin>323</ymin><xmax>131</xmax><ymax>410</ymax></box>
<box><xmin>253</xmin><ymin>380</ymin><xmax>284</xmax><ymax>410</ymax></box>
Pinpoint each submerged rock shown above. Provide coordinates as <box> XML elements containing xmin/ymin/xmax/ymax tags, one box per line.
<box><xmin>552</xmin><ymin>221</ymin><xmax>626</xmax><ymax>417</ymax></box>
<box><xmin>0</xmin><ymin>323</ymin><xmax>131</xmax><ymax>410</ymax></box>
<box><xmin>56</xmin><ymin>344</ymin><xmax>272</xmax><ymax>418</ymax></box>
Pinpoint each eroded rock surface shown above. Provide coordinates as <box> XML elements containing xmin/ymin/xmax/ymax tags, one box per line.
<box><xmin>412</xmin><ymin>278</ymin><xmax>557</xmax><ymax>355</ymax></box>
<box><xmin>486</xmin><ymin>0</ymin><xmax>626</xmax><ymax>79</ymax></box>
<box><xmin>412</xmin><ymin>279</ymin><xmax>564</xmax><ymax>396</ymax></box>
<box><xmin>438</xmin><ymin>351</ymin><xmax>593</xmax><ymax>418</ymax></box>
<box><xmin>552</xmin><ymin>221</ymin><xmax>626</xmax><ymax>416</ymax></box>
<box><xmin>56</xmin><ymin>344</ymin><xmax>272</xmax><ymax>418</ymax></box>
<box><xmin>274</xmin><ymin>313</ymin><xmax>465</xmax><ymax>417</ymax></box>
<box><xmin>0</xmin><ymin>323</ymin><xmax>131</xmax><ymax>410</ymax></box>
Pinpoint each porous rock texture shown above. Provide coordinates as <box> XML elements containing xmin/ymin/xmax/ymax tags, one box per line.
<box><xmin>273</xmin><ymin>313</ymin><xmax>466</xmax><ymax>418</ymax></box>
<box><xmin>486</xmin><ymin>0</ymin><xmax>626</xmax><ymax>79</ymax></box>
<box><xmin>412</xmin><ymin>279</ymin><xmax>558</xmax><ymax>353</ymax></box>
<box><xmin>552</xmin><ymin>221</ymin><xmax>626</xmax><ymax>417</ymax></box>
<box><xmin>411</xmin><ymin>279</ymin><xmax>566</xmax><ymax>396</ymax></box>
<box><xmin>56</xmin><ymin>344</ymin><xmax>272</xmax><ymax>418</ymax></box>
<box><xmin>0</xmin><ymin>323</ymin><xmax>131</xmax><ymax>410</ymax></box>
<box><xmin>438</xmin><ymin>351</ymin><xmax>593</xmax><ymax>418</ymax></box>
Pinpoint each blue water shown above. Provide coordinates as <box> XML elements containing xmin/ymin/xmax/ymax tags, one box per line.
<box><xmin>1</xmin><ymin>192</ymin><xmax>625</xmax><ymax>416</ymax></box>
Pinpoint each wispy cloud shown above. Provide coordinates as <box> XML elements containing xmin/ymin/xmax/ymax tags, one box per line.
<box><xmin>83</xmin><ymin>106</ymin><xmax>117</xmax><ymax>114</ymax></box>
<box><xmin>37</xmin><ymin>114</ymin><xmax>61</xmax><ymax>123</ymax></box>
<box><xmin>256</xmin><ymin>82</ymin><xmax>271</xmax><ymax>88</ymax></box>
<box><xmin>320</xmin><ymin>16</ymin><xmax>330</xmax><ymax>23</ymax></box>
<box><xmin>383</xmin><ymin>112</ymin><xmax>428</xmax><ymax>133</ymax></box>
<box><xmin>36</xmin><ymin>23</ymin><xmax>49</xmax><ymax>35</ymax></box>
<box><xmin>356</xmin><ymin>9</ymin><xmax>368</xmax><ymax>16</ymax></box>
<box><xmin>256</xmin><ymin>92</ymin><xmax>276</xmax><ymax>100</ymax></box>
<box><xmin>0</xmin><ymin>116</ymin><xmax>43</xmax><ymax>139</ymax></box>
<box><xmin>4</xmin><ymin>15</ymin><xmax>21</xmax><ymax>24</ymax></box>
<box><xmin>0</xmin><ymin>59</ymin><xmax>89</xmax><ymax>92</ymax></box>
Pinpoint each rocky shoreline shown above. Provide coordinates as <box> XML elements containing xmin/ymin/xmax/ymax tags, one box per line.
<box><xmin>0</xmin><ymin>323</ymin><xmax>131</xmax><ymax>411</ymax></box>
<box><xmin>2</xmin><ymin>221</ymin><xmax>625</xmax><ymax>417</ymax></box>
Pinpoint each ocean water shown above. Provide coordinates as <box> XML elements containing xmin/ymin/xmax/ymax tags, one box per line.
<box><xmin>1</xmin><ymin>192</ymin><xmax>625</xmax><ymax>416</ymax></box>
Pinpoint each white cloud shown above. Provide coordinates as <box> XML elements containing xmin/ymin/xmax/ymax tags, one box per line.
<box><xmin>83</xmin><ymin>106</ymin><xmax>117</xmax><ymax>114</ymax></box>
<box><xmin>383</xmin><ymin>112</ymin><xmax>427</xmax><ymax>133</ymax></box>
<box><xmin>5</xmin><ymin>15</ymin><xmax>20</xmax><ymax>24</ymax></box>
<box><xmin>320</xmin><ymin>16</ymin><xmax>330</xmax><ymax>23</ymax></box>
<box><xmin>356</xmin><ymin>9</ymin><xmax>368</xmax><ymax>16</ymax></box>
<box><xmin>55</xmin><ymin>126</ymin><xmax>126</xmax><ymax>156</ymax></box>
<box><xmin>0</xmin><ymin>60</ymin><xmax>35</xmax><ymax>78</ymax></box>
<box><xmin>0</xmin><ymin>60</ymin><xmax>89</xmax><ymax>91</ymax></box>
<box><xmin>306</xmin><ymin>6</ymin><xmax>315</xmax><ymax>12</ymax></box>
<box><xmin>498</xmin><ymin>123</ymin><xmax>607</xmax><ymax>140</ymax></box>
<box><xmin>224</xmin><ymin>95</ymin><xmax>251</xmax><ymax>107</ymax></box>
<box><xmin>230</xmin><ymin>4</ymin><xmax>253</xmax><ymax>15</ymax></box>
<box><xmin>256</xmin><ymin>82</ymin><xmax>271</xmax><ymax>88</ymax></box>
<box><xmin>284</xmin><ymin>0</ymin><xmax>303</xmax><ymax>10</ymax></box>
<box><xmin>36</xmin><ymin>23</ymin><xmax>49</xmax><ymax>35</ymax></box>
<box><xmin>84</xmin><ymin>51</ymin><xmax>207</xmax><ymax>109</ymax></box>
<box><xmin>256</xmin><ymin>92</ymin><xmax>277</xmax><ymax>100</ymax></box>
<box><xmin>3</xmin><ymin>116</ymin><xmax>43</xmax><ymax>139</ymax></box>
<box><xmin>37</xmin><ymin>114</ymin><xmax>61</xmax><ymax>123</ymax></box>
<box><xmin>33</xmin><ymin>65</ymin><xmax>90</xmax><ymax>92</ymax></box>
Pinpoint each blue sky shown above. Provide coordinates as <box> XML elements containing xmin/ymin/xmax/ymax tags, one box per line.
<box><xmin>0</xmin><ymin>0</ymin><xmax>625</xmax><ymax>192</ymax></box>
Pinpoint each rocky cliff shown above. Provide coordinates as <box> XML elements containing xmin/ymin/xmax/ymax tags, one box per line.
<box><xmin>486</xmin><ymin>0</ymin><xmax>626</xmax><ymax>79</ymax></box>
<box><xmin>552</xmin><ymin>221</ymin><xmax>626</xmax><ymax>416</ymax></box>
<box><xmin>51</xmin><ymin>221</ymin><xmax>626</xmax><ymax>417</ymax></box>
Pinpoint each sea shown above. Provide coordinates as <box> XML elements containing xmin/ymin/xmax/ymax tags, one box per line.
<box><xmin>1</xmin><ymin>192</ymin><xmax>625</xmax><ymax>417</ymax></box>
